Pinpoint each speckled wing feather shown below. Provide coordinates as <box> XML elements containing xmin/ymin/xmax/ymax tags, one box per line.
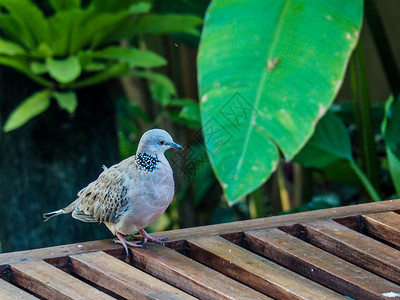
<box><xmin>72</xmin><ymin>158</ymin><xmax>134</xmax><ymax>224</ymax></box>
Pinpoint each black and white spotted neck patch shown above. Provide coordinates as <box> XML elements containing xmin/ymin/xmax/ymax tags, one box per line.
<box><xmin>135</xmin><ymin>153</ymin><xmax>160</xmax><ymax>172</ymax></box>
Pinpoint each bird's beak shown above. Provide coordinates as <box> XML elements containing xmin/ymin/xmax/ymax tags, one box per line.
<box><xmin>171</xmin><ymin>142</ymin><xmax>184</xmax><ymax>150</ymax></box>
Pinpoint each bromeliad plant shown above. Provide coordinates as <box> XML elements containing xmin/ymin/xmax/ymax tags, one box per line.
<box><xmin>0</xmin><ymin>0</ymin><xmax>202</xmax><ymax>131</ymax></box>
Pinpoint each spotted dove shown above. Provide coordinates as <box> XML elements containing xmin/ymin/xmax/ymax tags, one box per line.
<box><xmin>43</xmin><ymin>129</ymin><xmax>183</xmax><ymax>255</ymax></box>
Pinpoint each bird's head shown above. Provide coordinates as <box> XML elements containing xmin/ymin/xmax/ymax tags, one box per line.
<box><xmin>136</xmin><ymin>128</ymin><xmax>183</xmax><ymax>155</ymax></box>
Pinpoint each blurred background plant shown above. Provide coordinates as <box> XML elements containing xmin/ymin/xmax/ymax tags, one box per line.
<box><xmin>0</xmin><ymin>0</ymin><xmax>202</xmax><ymax>131</ymax></box>
<box><xmin>0</xmin><ymin>0</ymin><xmax>399</xmax><ymax>252</ymax></box>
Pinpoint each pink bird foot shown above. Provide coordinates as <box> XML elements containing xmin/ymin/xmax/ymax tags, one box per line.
<box><xmin>115</xmin><ymin>229</ymin><xmax>168</xmax><ymax>256</ymax></box>
<box><xmin>138</xmin><ymin>229</ymin><xmax>168</xmax><ymax>245</ymax></box>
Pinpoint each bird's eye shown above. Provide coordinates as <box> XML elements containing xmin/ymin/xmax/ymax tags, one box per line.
<box><xmin>158</xmin><ymin>140</ymin><xmax>165</xmax><ymax>145</ymax></box>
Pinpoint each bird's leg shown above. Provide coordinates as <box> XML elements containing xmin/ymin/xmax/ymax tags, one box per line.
<box><xmin>115</xmin><ymin>232</ymin><xmax>143</xmax><ymax>256</ymax></box>
<box><xmin>138</xmin><ymin>229</ymin><xmax>167</xmax><ymax>246</ymax></box>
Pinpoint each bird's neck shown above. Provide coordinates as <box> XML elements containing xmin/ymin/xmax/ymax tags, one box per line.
<box><xmin>135</xmin><ymin>152</ymin><xmax>161</xmax><ymax>172</ymax></box>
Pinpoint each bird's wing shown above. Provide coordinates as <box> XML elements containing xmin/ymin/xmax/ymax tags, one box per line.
<box><xmin>73</xmin><ymin>160</ymin><xmax>133</xmax><ymax>224</ymax></box>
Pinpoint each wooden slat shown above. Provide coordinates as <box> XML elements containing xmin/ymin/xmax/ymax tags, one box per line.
<box><xmin>70</xmin><ymin>251</ymin><xmax>194</xmax><ymax>300</ymax></box>
<box><xmin>186</xmin><ymin>235</ymin><xmax>344</xmax><ymax>299</ymax></box>
<box><xmin>127</xmin><ymin>244</ymin><xmax>270</xmax><ymax>300</ymax></box>
<box><xmin>1</xmin><ymin>199</ymin><xmax>399</xmax><ymax>267</ymax></box>
<box><xmin>148</xmin><ymin>199</ymin><xmax>400</xmax><ymax>242</ymax></box>
<box><xmin>0</xmin><ymin>240</ymin><xmax>123</xmax><ymax>267</ymax></box>
<box><xmin>244</xmin><ymin>228</ymin><xmax>400</xmax><ymax>300</ymax></box>
<box><xmin>10</xmin><ymin>260</ymin><xmax>114</xmax><ymax>300</ymax></box>
<box><xmin>362</xmin><ymin>211</ymin><xmax>400</xmax><ymax>247</ymax></box>
<box><xmin>0</xmin><ymin>278</ymin><xmax>39</xmax><ymax>299</ymax></box>
<box><xmin>301</xmin><ymin>219</ymin><xmax>400</xmax><ymax>284</ymax></box>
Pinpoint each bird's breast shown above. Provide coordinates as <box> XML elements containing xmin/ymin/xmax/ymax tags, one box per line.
<box><xmin>128</xmin><ymin>167</ymin><xmax>175</xmax><ymax>207</ymax></box>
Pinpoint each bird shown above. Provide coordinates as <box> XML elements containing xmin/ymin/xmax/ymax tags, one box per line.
<box><xmin>43</xmin><ymin>128</ymin><xmax>183</xmax><ymax>255</ymax></box>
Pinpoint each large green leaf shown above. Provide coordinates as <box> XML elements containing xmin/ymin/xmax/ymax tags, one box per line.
<box><xmin>3</xmin><ymin>89</ymin><xmax>51</xmax><ymax>132</ymax></box>
<box><xmin>382</xmin><ymin>95</ymin><xmax>400</xmax><ymax>196</ymax></box>
<box><xmin>46</xmin><ymin>56</ymin><xmax>82</xmax><ymax>84</ymax></box>
<box><xmin>198</xmin><ymin>0</ymin><xmax>363</xmax><ymax>203</ymax></box>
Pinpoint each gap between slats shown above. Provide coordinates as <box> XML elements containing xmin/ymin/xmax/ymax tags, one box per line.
<box><xmin>235</xmin><ymin>228</ymin><xmax>400</xmax><ymax>300</ymax></box>
<box><xmin>362</xmin><ymin>211</ymin><xmax>400</xmax><ymax>247</ymax></box>
<box><xmin>121</xmin><ymin>243</ymin><xmax>270</xmax><ymax>300</ymax></box>
<box><xmin>9</xmin><ymin>260</ymin><xmax>114</xmax><ymax>300</ymax></box>
<box><xmin>298</xmin><ymin>219</ymin><xmax>400</xmax><ymax>284</ymax></box>
<box><xmin>69</xmin><ymin>251</ymin><xmax>194</xmax><ymax>300</ymax></box>
<box><xmin>185</xmin><ymin>235</ymin><xmax>344</xmax><ymax>300</ymax></box>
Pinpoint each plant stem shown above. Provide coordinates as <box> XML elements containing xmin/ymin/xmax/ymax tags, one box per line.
<box><xmin>350</xmin><ymin>43</ymin><xmax>380</xmax><ymax>197</ymax></box>
<box><xmin>349</xmin><ymin>160</ymin><xmax>381</xmax><ymax>202</ymax></box>
<box><xmin>249</xmin><ymin>187</ymin><xmax>264</xmax><ymax>219</ymax></box>
<box><xmin>277</xmin><ymin>162</ymin><xmax>291</xmax><ymax>211</ymax></box>
<box><xmin>364</xmin><ymin>0</ymin><xmax>400</xmax><ymax>95</ymax></box>
<box><xmin>293</xmin><ymin>163</ymin><xmax>311</xmax><ymax>208</ymax></box>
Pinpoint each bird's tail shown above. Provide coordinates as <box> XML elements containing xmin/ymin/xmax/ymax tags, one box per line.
<box><xmin>43</xmin><ymin>199</ymin><xmax>79</xmax><ymax>221</ymax></box>
<box><xmin>43</xmin><ymin>209</ymin><xmax>65</xmax><ymax>222</ymax></box>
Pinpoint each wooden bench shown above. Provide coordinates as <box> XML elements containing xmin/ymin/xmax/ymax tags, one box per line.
<box><xmin>1</xmin><ymin>199</ymin><xmax>400</xmax><ymax>299</ymax></box>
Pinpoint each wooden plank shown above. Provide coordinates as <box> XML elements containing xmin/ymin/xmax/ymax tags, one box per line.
<box><xmin>70</xmin><ymin>251</ymin><xmax>195</xmax><ymax>300</ymax></box>
<box><xmin>127</xmin><ymin>244</ymin><xmax>270</xmax><ymax>300</ymax></box>
<box><xmin>362</xmin><ymin>211</ymin><xmax>400</xmax><ymax>247</ymax></box>
<box><xmin>302</xmin><ymin>220</ymin><xmax>400</xmax><ymax>284</ymax></box>
<box><xmin>186</xmin><ymin>235</ymin><xmax>344</xmax><ymax>300</ymax></box>
<box><xmin>10</xmin><ymin>260</ymin><xmax>114</xmax><ymax>300</ymax></box>
<box><xmin>150</xmin><ymin>199</ymin><xmax>400</xmax><ymax>242</ymax></box>
<box><xmin>0</xmin><ymin>278</ymin><xmax>39</xmax><ymax>299</ymax></box>
<box><xmin>244</xmin><ymin>228</ymin><xmax>400</xmax><ymax>300</ymax></box>
<box><xmin>1</xmin><ymin>199</ymin><xmax>399</xmax><ymax>266</ymax></box>
<box><xmin>0</xmin><ymin>239</ymin><xmax>123</xmax><ymax>267</ymax></box>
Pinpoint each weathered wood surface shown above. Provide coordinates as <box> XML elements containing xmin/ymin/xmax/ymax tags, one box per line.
<box><xmin>0</xmin><ymin>199</ymin><xmax>399</xmax><ymax>299</ymax></box>
<box><xmin>186</xmin><ymin>235</ymin><xmax>344</xmax><ymax>299</ymax></box>
<box><xmin>244</xmin><ymin>228</ymin><xmax>400</xmax><ymax>300</ymax></box>
<box><xmin>362</xmin><ymin>211</ymin><xmax>400</xmax><ymax>247</ymax></box>
<box><xmin>151</xmin><ymin>199</ymin><xmax>400</xmax><ymax>242</ymax></box>
<box><xmin>1</xmin><ymin>199</ymin><xmax>399</xmax><ymax>266</ymax></box>
<box><xmin>302</xmin><ymin>219</ymin><xmax>400</xmax><ymax>284</ymax></box>
<box><xmin>10</xmin><ymin>260</ymin><xmax>114</xmax><ymax>300</ymax></box>
<box><xmin>0</xmin><ymin>278</ymin><xmax>39</xmax><ymax>300</ymax></box>
<box><xmin>70</xmin><ymin>251</ymin><xmax>195</xmax><ymax>300</ymax></box>
<box><xmin>128</xmin><ymin>244</ymin><xmax>269</xmax><ymax>299</ymax></box>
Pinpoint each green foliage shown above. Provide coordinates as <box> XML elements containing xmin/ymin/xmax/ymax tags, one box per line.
<box><xmin>382</xmin><ymin>95</ymin><xmax>400</xmax><ymax>196</ymax></box>
<box><xmin>46</xmin><ymin>56</ymin><xmax>81</xmax><ymax>83</ymax></box>
<box><xmin>295</xmin><ymin>112</ymin><xmax>380</xmax><ymax>202</ymax></box>
<box><xmin>91</xmin><ymin>47</ymin><xmax>167</xmax><ymax>68</ymax></box>
<box><xmin>0</xmin><ymin>0</ymin><xmax>202</xmax><ymax>131</ymax></box>
<box><xmin>197</xmin><ymin>0</ymin><xmax>363</xmax><ymax>204</ymax></box>
<box><xmin>131</xmin><ymin>14</ymin><xmax>203</xmax><ymax>36</ymax></box>
<box><xmin>53</xmin><ymin>91</ymin><xmax>78</xmax><ymax>113</ymax></box>
<box><xmin>295</xmin><ymin>112</ymin><xmax>353</xmax><ymax>168</ymax></box>
<box><xmin>3</xmin><ymin>89</ymin><xmax>52</xmax><ymax>132</ymax></box>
